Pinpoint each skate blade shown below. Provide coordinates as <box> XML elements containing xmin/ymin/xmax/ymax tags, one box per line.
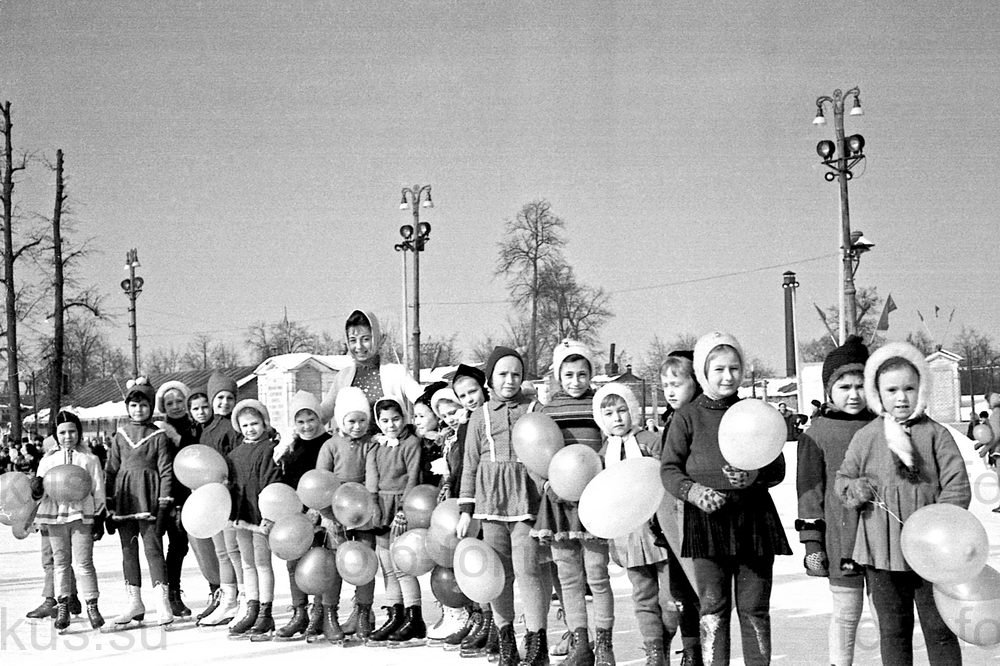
<box><xmin>273</xmin><ymin>634</ymin><xmax>306</xmax><ymax>642</ymax></box>
<box><xmin>249</xmin><ymin>632</ymin><xmax>274</xmax><ymax>643</ymax></box>
<box><xmin>101</xmin><ymin>621</ymin><xmax>144</xmax><ymax>634</ymax></box>
<box><xmin>227</xmin><ymin>632</ymin><xmax>253</xmax><ymax>640</ymax></box>
<box><xmin>459</xmin><ymin>648</ymin><xmax>486</xmax><ymax>658</ymax></box>
<box><xmin>387</xmin><ymin>638</ymin><xmax>427</xmax><ymax>649</ymax></box>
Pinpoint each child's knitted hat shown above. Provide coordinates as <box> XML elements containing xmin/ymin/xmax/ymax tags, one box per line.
<box><xmin>484</xmin><ymin>346</ymin><xmax>524</xmax><ymax>387</ymax></box>
<box><xmin>208</xmin><ymin>371</ymin><xmax>237</xmax><ymax>402</ymax></box>
<box><xmin>592</xmin><ymin>382</ymin><xmax>641</xmax><ymax>437</ymax></box>
<box><xmin>187</xmin><ymin>386</ymin><xmax>209</xmax><ymax>405</ymax></box>
<box><xmin>373</xmin><ymin>395</ymin><xmax>409</xmax><ymax>425</ymax></box>
<box><xmin>452</xmin><ymin>364</ymin><xmax>489</xmax><ymax>396</ymax></box>
<box><xmin>333</xmin><ymin>386</ymin><xmax>370</xmax><ymax>432</ymax></box>
<box><xmin>155</xmin><ymin>380</ymin><xmax>191</xmax><ymax>414</ymax></box>
<box><xmin>692</xmin><ymin>332</ymin><xmax>745</xmax><ymax>394</ymax></box>
<box><xmin>864</xmin><ymin>342</ymin><xmax>930</xmax><ymax>419</ymax></box>
<box><xmin>345</xmin><ymin>309</ymin><xmax>383</xmax><ymax>349</ymax></box>
<box><xmin>290</xmin><ymin>390</ymin><xmax>322</xmax><ymax>422</ymax></box>
<box><xmin>431</xmin><ymin>387</ymin><xmax>462</xmax><ymax>419</ymax></box>
<box><xmin>822</xmin><ymin>335</ymin><xmax>869</xmax><ymax>396</ymax></box>
<box><xmin>124</xmin><ymin>377</ymin><xmax>156</xmax><ymax>406</ymax></box>
<box><xmin>415</xmin><ymin>381</ymin><xmax>448</xmax><ymax>408</ymax></box>
<box><xmin>551</xmin><ymin>339</ymin><xmax>594</xmax><ymax>375</ymax></box>
<box><xmin>231</xmin><ymin>398</ymin><xmax>271</xmax><ymax>431</ymax></box>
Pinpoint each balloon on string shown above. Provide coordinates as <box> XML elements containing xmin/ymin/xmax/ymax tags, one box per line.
<box><xmin>0</xmin><ymin>471</ymin><xmax>32</xmax><ymax>519</ymax></box>
<box><xmin>973</xmin><ymin>424</ymin><xmax>995</xmax><ymax>447</ymax></box>
<box><xmin>336</xmin><ymin>540</ymin><xmax>379</xmax><ymax>586</ymax></box>
<box><xmin>43</xmin><ymin>464</ymin><xmax>93</xmax><ymax>503</ymax></box>
<box><xmin>425</xmin><ymin>499</ymin><xmax>480</xmax><ymax>567</ymax></box>
<box><xmin>173</xmin><ymin>445</ymin><xmax>228</xmax><ymax>489</ymax></box>
<box><xmin>718</xmin><ymin>399</ymin><xmax>787</xmax><ymax>470</ymax></box>
<box><xmin>331</xmin><ymin>482</ymin><xmax>375</xmax><ymax>529</ymax></box>
<box><xmin>548</xmin><ymin>445</ymin><xmax>604</xmax><ymax>501</ymax></box>
<box><xmin>934</xmin><ymin>565</ymin><xmax>1000</xmax><ymax>646</ymax></box>
<box><xmin>430</xmin><ymin>565</ymin><xmax>471</xmax><ymax>609</ymax></box>
<box><xmin>578</xmin><ymin>457</ymin><xmax>664</xmax><ymax>539</ymax></box>
<box><xmin>511</xmin><ymin>413</ymin><xmax>564</xmax><ymax>478</ymax></box>
<box><xmin>295</xmin><ymin>546</ymin><xmax>338</xmax><ymax>594</ymax></box>
<box><xmin>258</xmin><ymin>483</ymin><xmax>302</xmax><ymax>522</ymax></box>
<box><xmin>181</xmin><ymin>482</ymin><xmax>231</xmax><ymax>538</ymax></box>
<box><xmin>297</xmin><ymin>469</ymin><xmax>340</xmax><ymax>511</ymax></box>
<box><xmin>453</xmin><ymin>537</ymin><xmax>505</xmax><ymax>603</ymax></box>
<box><xmin>391</xmin><ymin>527</ymin><xmax>436</xmax><ymax>576</ymax></box>
<box><xmin>269</xmin><ymin>513</ymin><xmax>316</xmax><ymax>560</ymax></box>
<box><xmin>901</xmin><ymin>503</ymin><xmax>989</xmax><ymax>585</ymax></box>
<box><xmin>402</xmin><ymin>484</ymin><xmax>438</xmax><ymax>529</ymax></box>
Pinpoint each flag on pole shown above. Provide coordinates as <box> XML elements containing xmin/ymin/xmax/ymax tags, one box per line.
<box><xmin>876</xmin><ymin>295</ymin><xmax>898</xmax><ymax>331</ymax></box>
<box><xmin>813</xmin><ymin>302</ymin><xmax>838</xmax><ymax>344</ymax></box>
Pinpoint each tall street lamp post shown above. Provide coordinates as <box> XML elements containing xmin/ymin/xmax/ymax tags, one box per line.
<box><xmin>120</xmin><ymin>248</ymin><xmax>143</xmax><ymax>377</ymax></box>
<box><xmin>398</xmin><ymin>185</ymin><xmax>433</xmax><ymax>380</ymax></box>
<box><xmin>814</xmin><ymin>87</ymin><xmax>866</xmax><ymax>344</ymax></box>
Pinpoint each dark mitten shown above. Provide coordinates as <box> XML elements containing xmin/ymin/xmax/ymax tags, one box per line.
<box><xmin>840</xmin><ymin>559</ymin><xmax>864</xmax><ymax>576</ymax></box>
<box><xmin>803</xmin><ymin>541</ymin><xmax>828</xmax><ymax>577</ymax></box>
<box><xmin>175</xmin><ymin>504</ymin><xmax>185</xmax><ymax>531</ymax></box>
<box><xmin>649</xmin><ymin>514</ymin><xmax>669</xmax><ymax>549</ymax></box>
<box><xmin>104</xmin><ymin>509</ymin><xmax>117</xmax><ymax>536</ymax></box>
<box><xmin>30</xmin><ymin>476</ymin><xmax>45</xmax><ymax>500</ymax></box>
<box><xmin>155</xmin><ymin>505</ymin><xmax>171</xmax><ymax>536</ymax></box>
<box><xmin>92</xmin><ymin>513</ymin><xmax>105</xmax><ymax>541</ymax></box>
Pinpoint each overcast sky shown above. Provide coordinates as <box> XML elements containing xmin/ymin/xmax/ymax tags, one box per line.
<box><xmin>5</xmin><ymin>1</ymin><xmax>998</xmax><ymax>373</ymax></box>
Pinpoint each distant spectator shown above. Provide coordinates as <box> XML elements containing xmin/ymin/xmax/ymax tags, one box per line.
<box><xmin>777</xmin><ymin>402</ymin><xmax>800</xmax><ymax>441</ymax></box>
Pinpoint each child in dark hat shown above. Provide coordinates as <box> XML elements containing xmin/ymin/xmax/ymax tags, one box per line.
<box><xmin>795</xmin><ymin>334</ymin><xmax>876</xmax><ymax>666</ymax></box>
<box><xmin>413</xmin><ymin>381</ymin><xmax>448</xmax><ymax>487</ymax></box>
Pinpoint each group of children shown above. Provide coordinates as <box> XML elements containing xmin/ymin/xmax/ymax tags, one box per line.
<box><xmin>22</xmin><ymin>307</ymin><xmax>975</xmax><ymax>666</ymax></box>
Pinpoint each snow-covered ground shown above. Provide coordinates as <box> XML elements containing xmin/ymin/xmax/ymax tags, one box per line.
<box><xmin>3</xmin><ymin>428</ymin><xmax>1000</xmax><ymax>665</ymax></box>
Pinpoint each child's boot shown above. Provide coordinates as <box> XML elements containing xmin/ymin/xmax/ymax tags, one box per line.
<box><xmin>388</xmin><ymin>605</ymin><xmax>426</xmax><ymax>642</ymax></box>
<box><xmin>275</xmin><ymin>603</ymin><xmax>308</xmax><ymax>640</ymax></box>
<box><xmin>368</xmin><ymin>603</ymin><xmax>404</xmax><ymax>643</ymax></box>
<box><xmin>442</xmin><ymin>605</ymin><xmax>478</xmax><ymax>646</ymax></box>
<box><xmin>562</xmin><ymin>627</ymin><xmax>594</xmax><ymax>666</ymax></box>
<box><xmin>642</xmin><ymin>639</ymin><xmax>665</xmax><ymax>666</ymax></box>
<box><xmin>594</xmin><ymin>628</ymin><xmax>615</xmax><ymax>666</ymax></box>
<box><xmin>228</xmin><ymin>599</ymin><xmax>260</xmax><ymax>637</ymax></box>
<box><xmin>86</xmin><ymin>599</ymin><xmax>105</xmax><ymax>630</ymax></box>
<box><xmin>169</xmin><ymin>586</ymin><xmax>191</xmax><ymax>617</ymax></box>
<box><xmin>521</xmin><ymin>630</ymin><xmax>550</xmax><ymax>666</ymax></box>
<box><xmin>195</xmin><ymin>585</ymin><xmax>221</xmax><ymax>623</ymax></box>
<box><xmin>153</xmin><ymin>583</ymin><xmax>174</xmax><ymax>626</ymax></box>
<box><xmin>304</xmin><ymin>600</ymin><xmax>325</xmax><ymax>642</ymax></box>
<box><xmin>26</xmin><ymin>597</ymin><xmax>58</xmax><ymax>619</ymax></box>
<box><xmin>113</xmin><ymin>584</ymin><xmax>145</xmax><ymax>626</ymax></box>
<box><xmin>54</xmin><ymin>597</ymin><xmax>71</xmax><ymax>631</ymax></box>
<box><xmin>248</xmin><ymin>602</ymin><xmax>274</xmax><ymax>641</ymax></box>
<box><xmin>457</xmin><ymin>607</ymin><xmax>486</xmax><ymax>652</ymax></box>
<box><xmin>68</xmin><ymin>594</ymin><xmax>82</xmax><ymax>616</ymax></box>
<box><xmin>496</xmin><ymin>624</ymin><xmax>520</xmax><ymax>666</ymax></box>
<box><xmin>322</xmin><ymin>604</ymin><xmax>345</xmax><ymax>643</ymax></box>
<box><xmin>198</xmin><ymin>583</ymin><xmax>238</xmax><ymax>626</ymax></box>
<box><xmin>430</xmin><ymin>605</ymin><xmax>468</xmax><ymax>643</ymax></box>
<box><xmin>356</xmin><ymin>602</ymin><xmax>375</xmax><ymax>640</ymax></box>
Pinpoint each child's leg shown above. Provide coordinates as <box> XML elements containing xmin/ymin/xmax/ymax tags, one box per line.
<box><xmin>510</xmin><ymin>521</ymin><xmax>551</xmax><ymax>632</ymax></box>
<box><xmin>733</xmin><ymin>553</ymin><xmax>774</xmax><ymax>666</ymax></box>
<box><xmin>693</xmin><ymin>556</ymin><xmax>732</xmax><ymax>665</ymax></box>
<box><xmin>654</xmin><ymin>560</ymin><xmax>681</xmax><ymax>640</ymax></box>
<box><xmin>913</xmin><ymin>574</ymin><xmax>961</xmax><ymax>665</ymax></box>
<box><xmin>626</xmin><ymin>564</ymin><xmax>666</xmax><ymax>642</ymax></box>
<box><xmin>667</xmin><ymin>548</ymin><xmax>700</xmax><ymax>648</ymax></box>
<box><xmin>251</xmin><ymin>532</ymin><xmax>274</xmax><ymax>604</ymax></box>
<box><xmin>137</xmin><ymin>519</ymin><xmax>167</xmax><ymax>586</ymax></box>
<box><xmin>190</xmin><ymin>536</ymin><xmax>221</xmax><ymax>587</ymax></box>
<box><xmin>287</xmin><ymin>557</ymin><xmax>308</xmax><ymax>606</ymax></box>
<box><xmin>865</xmin><ymin>567</ymin><xmax>916</xmax><ymax>666</ymax></box>
<box><xmin>220</xmin><ymin>526</ymin><xmax>243</xmax><ymax>585</ymax></box>
<box><xmin>41</xmin><ymin>529</ymin><xmax>56</xmax><ymax>599</ymax></box>
<box><xmin>118</xmin><ymin>520</ymin><xmax>143</xmax><ymax>586</ymax></box>
<box><xmin>582</xmin><ymin>539</ymin><xmax>614</xmax><ymax>630</ymax></box>
<box><xmin>47</xmin><ymin>523</ymin><xmax>74</xmax><ymax>598</ymax></box>
<box><xmin>829</xmin><ymin>582</ymin><xmax>864</xmax><ymax>666</ymax></box>
<box><xmin>235</xmin><ymin>528</ymin><xmax>259</xmax><ymax>600</ymax></box>
<box><xmin>479</xmin><ymin>521</ymin><xmax>515</xmax><ymax>626</ymax></box>
<box><xmin>398</xmin><ymin>572</ymin><xmax>421</xmax><ymax>608</ymax></box>
<box><xmin>354</xmin><ymin>531</ymin><xmax>376</xmax><ymax>606</ymax></box>
<box><xmin>376</xmin><ymin>543</ymin><xmax>403</xmax><ymax>605</ymax></box>
<box><xmin>550</xmin><ymin>540</ymin><xmax>587</xmax><ymax>631</ymax></box>
<box><xmin>165</xmin><ymin>513</ymin><xmax>189</xmax><ymax>590</ymax></box>
<box><xmin>69</xmin><ymin>521</ymin><xmax>99</xmax><ymax>601</ymax></box>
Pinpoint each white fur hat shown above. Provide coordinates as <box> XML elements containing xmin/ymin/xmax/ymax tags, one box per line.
<box><xmin>551</xmin><ymin>339</ymin><xmax>595</xmax><ymax>375</ymax></box>
<box><xmin>333</xmin><ymin>386</ymin><xmax>371</xmax><ymax>432</ymax></box>
<box><xmin>864</xmin><ymin>341</ymin><xmax>930</xmax><ymax>419</ymax></box>
<box><xmin>430</xmin><ymin>387</ymin><xmax>462</xmax><ymax>419</ymax></box>
<box><xmin>592</xmin><ymin>382</ymin><xmax>641</xmax><ymax>437</ymax></box>
<box><xmin>155</xmin><ymin>380</ymin><xmax>190</xmax><ymax>414</ymax></box>
<box><xmin>231</xmin><ymin>398</ymin><xmax>271</xmax><ymax>431</ymax></box>
<box><xmin>290</xmin><ymin>390</ymin><xmax>322</xmax><ymax>422</ymax></box>
<box><xmin>692</xmin><ymin>331</ymin><xmax>745</xmax><ymax>393</ymax></box>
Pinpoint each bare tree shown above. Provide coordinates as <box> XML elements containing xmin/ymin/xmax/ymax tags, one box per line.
<box><xmin>803</xmin><ymin>287</ymin><xmax>884</xmax><ymax>362</ymax></box>
<box><xmin>210</xmin><ymin>342</ymin><xmax>242</xmax><ymax>369</ymax></box>
<box><xmin>536</xmin><ymin>261</ymin><xmax>612</xmax><ymax>357</ymax></box>
<box><xmin>145</xmin><ymin>347</ymin><xmax>182</xmax><ymax>374</ymax></box>
<box><xmin>181</xmin><ymin>333</ymin><xmax>215</xmax><ymax>370</ymax></box>
<box><xmin>495</xmin><ymin>200</ymin><xmax>566</xmax><ymax>377</ymax></box>
<box><xmin>245</xmin><ymin>313</ymin><xmax>317</xmax><ymax>361</ymax></box>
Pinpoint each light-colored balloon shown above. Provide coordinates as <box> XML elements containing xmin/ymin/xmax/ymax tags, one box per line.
<box><xmin>934</xmin><ymin>565</ymin><xmax>1000</xmax><ymax>646</ymax></box>
<box><xmin>173</xmin><ymin>445</ymin><xmax>228</xmax><ymax>489</ymax></box>
<box><xmin>181</xmin><ymin>482</ymin><xmax>231</xmax><ymax>538</ymax></box>
<box><xmin>578</xmin><ymin>457</ymin><xmax>664</xmax><ymax>539</ymax></box>
<box><xmin>901</xmin><ymin>503</ymin><xmax>989</xmax><ymax>585</ymax></box>
<box><xmin>718</xmin><ymin>399</ymin><xmax>787</xmax><ymax>470</ymax></box>
<box><xmin>453</xmin><ymin>537</ymin><xmax>505</xmax><ymax>603</ymax></box>
<box><xmin>269</xmin><ymin>513</ymin><xmax>315</xmax><ymax>560</ymax></box>
<box><xmin>296</xmin><ymin>469</ymin><xmax>340</xmax><ymax>511</ymax></box>
<box><xmin>43</xmin><ymin>464</ymin><xmax>93</xmax><ymax>503</ymax></box>
<box><xmin>391</xmin><ymin>527</ymin><xmax>436</xmax><ymax>576</ymax></box>
<box><xmin>336</xmin><ymin>540</ymin><xmax>379</xmax><ymax>586</ymax></box>
<box><xmin>511</xmin><ymin>412</ymin><xmax>564</xmax><ymax>478</ymax></box>
<box><xmin>0</xmin><ymin>471</ymin><xmax>32</xmax><ymax>519</ymax></box>
<box><xmin>548</xmin><ymin>445</ymin><xmax>603</xmax><ymax>501</ymax></box>
<box><xmin>258</xmin><ymin>483</ymin><xmax>302</xmax><ymax>522</ymax></box>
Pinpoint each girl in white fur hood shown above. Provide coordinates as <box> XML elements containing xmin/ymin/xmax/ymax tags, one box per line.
<box><xmin>835</xmin><ymin>341</ymin><xmax>970</xmax><ymax>665</ymax></box>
